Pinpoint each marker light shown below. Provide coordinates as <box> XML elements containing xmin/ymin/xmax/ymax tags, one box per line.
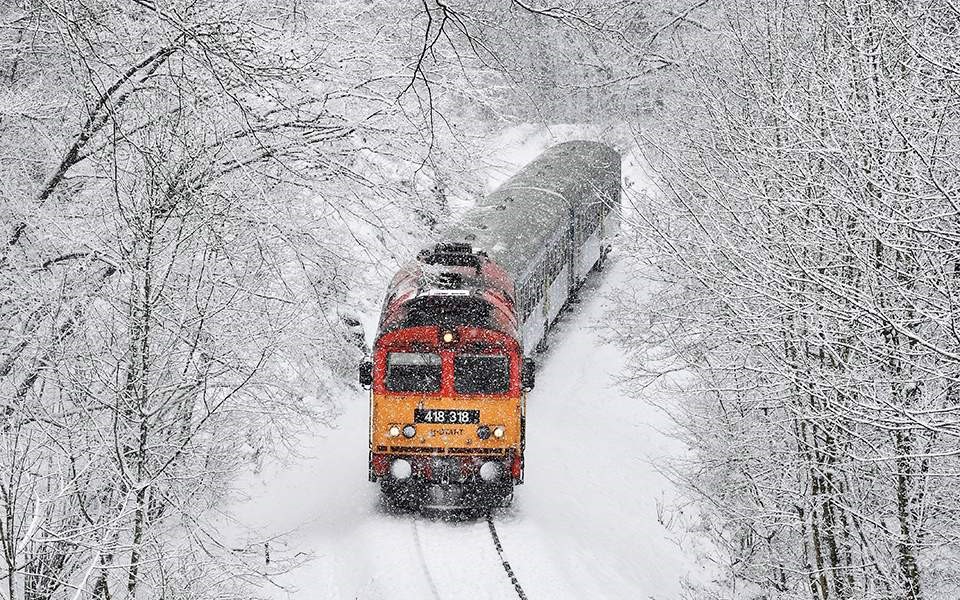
<box><xmin>402</xmin><ymin>424</ymin><xmax>417</xmax><ymax>438</ymax></box>
<box><xmin>442</xmin><ymin>330</ymin><xmax>456</xmax><ymax>343</ymax></box>
<box><xmin>387</xmin><ymin>425</ymin><xmax>401</xmax><ymax>438</ymax></box>
<box><xmin>477</xmin><ymin>425</ymin><xmax>491</xmax><ymax>440</ymax></box>
<box><xmin>493</xmin><ymin>426</ymin><xmax>505</xmax><ymax>439</ymax></box>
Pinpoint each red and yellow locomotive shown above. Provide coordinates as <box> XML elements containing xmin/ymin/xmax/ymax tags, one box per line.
<box><xmin>361</xmin><ymin>244</ymin><xmax>533</xmax><ymax>509</ymax></box>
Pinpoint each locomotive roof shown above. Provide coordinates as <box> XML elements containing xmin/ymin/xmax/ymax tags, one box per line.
<box><xmin>377</xmin><ymin>251</ymin><xmax>519</xmax><ymax>339</ymax></box>
<box><xmin>438</xmin><ymin>140</ymin><xmax>620</xmax><ymax>284</ymax></box>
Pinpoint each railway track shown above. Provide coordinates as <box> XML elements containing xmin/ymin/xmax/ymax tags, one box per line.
<box><xmin>411</xmin><ymin>518</ymin><xmax>443</xmax><ymax>600</ymax></box>
<box><xmin>409</xmin><ymin>512</ymin><xmax>529</xmax><ymax>600</ymax></box>
<box><xmin>485</xmin><ymin>514</ymin><xmax>529</xmax><ymax>600</ymax></box>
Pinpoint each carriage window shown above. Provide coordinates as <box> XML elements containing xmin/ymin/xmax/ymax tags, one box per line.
<box><xmin>455</xmin><ymin>354</ymin><xmax>510</xmax><ymax>394</ymax></box>
<box><xmin>522</xmin><ymin>285</ymin><xmax>533</xmax><ymax>319</ymax></box>
<box><xmin>386</xmin><ymin>352</ymin><xmax>442</xmax><ymax>393</ymax></box>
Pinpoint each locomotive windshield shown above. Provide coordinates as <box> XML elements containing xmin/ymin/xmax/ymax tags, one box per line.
<box><xmin>400</xmin><ymin>296</ymin><xmax>495</xmax><ymax>330</ymax></box>
<box><xmin>454</xmin><ymin>354</ymin><xmax>510</xmax><ymax>394</ymax></box>
<box><xmin>386</xmin><ymin>352</ymin><xmax>442</xmax><ymax>393</ymax></box>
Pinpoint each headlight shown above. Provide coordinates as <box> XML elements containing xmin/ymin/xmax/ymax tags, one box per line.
<box><xmin>387</xmin><ymin>425</ymin><xmax>401</xmax><ymax>438</ymax></box>
<box><xmin>390</xmin><ymin>458</ymin><xmax>412</xmax><ymax>480</ymax></box>
<box><xmin>479</xmin><ymin>461</ymin><xmax>501</xmax><ymax>482</ymax></box>
<box><xmin>402</xmin><ymin>424</ymin><xmax>416</xmax><ymax>438</ymax></box>
<box><xmin>493</xmin><ymin>426</ymin><xmax>505</xmax><ymax>439</ymax></box>
<box><xmin>477</xmin><ymin>425</ymin><xmax>491</xmax><ymax>440</ymax></box>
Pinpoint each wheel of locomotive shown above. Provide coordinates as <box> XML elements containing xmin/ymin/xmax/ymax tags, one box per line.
<box><xmin>380</xmin><ymin>481</ymin><xmax>420</xmax><ymax>513</ymax></box>
<box><xmin>379</xmin><ymin>487</ymin><xmax>404</xmax><ymax>512</ymax></box>
<box><xmin>476</xmin><ymin>481</ymin><xmax>514</xmax><ymax>512</ymax></box>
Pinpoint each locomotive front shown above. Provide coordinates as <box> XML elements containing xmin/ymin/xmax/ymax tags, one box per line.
<box><xmin>361</xmin><ymin>243</ymin><xmax>533</xmax><ymax>510</ymax></box>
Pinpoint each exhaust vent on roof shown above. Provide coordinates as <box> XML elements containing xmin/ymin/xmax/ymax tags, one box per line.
<box><xmin>417</xmin><ymin>242</ymin><xmax>482</xmax><ymax>272</ymax></box>
<box><xmin>435</xmin><ymin>242</ymin><xmax>472</xmax><ymax>254</ymax></box>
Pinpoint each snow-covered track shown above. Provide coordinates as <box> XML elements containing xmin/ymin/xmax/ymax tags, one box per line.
<box><xmin>405</xmin><ymin>512</ymin><xmax>528</xmax><ymax>600</ymax></box>
<box><xmin>411</xmin><ymin>518</ymin><xmax>444</xmax><ymax>600</ymax></box>
<box><xmin>486</xmin><ymin>514</ymin><xmax>529</xmax><ymax>600</ymax></box>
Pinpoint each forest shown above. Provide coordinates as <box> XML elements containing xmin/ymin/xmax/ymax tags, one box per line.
<box><xmin>1</xmin><ymin>1</ymin><xmax>958</xmax><ymax>599</ymax></box>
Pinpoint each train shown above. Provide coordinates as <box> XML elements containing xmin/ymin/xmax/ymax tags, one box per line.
<box><xmin>359</xmin><ymin>140</ymin><xmax>621</xmax><ymax>510</ymax></box>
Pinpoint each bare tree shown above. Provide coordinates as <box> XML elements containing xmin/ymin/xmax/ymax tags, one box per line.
<box><xmin>0</xmin><ymin>1</ymin><xmax>500</xmax><ymax>597</ymax></box>
<box><xmin>613</xmin><ymin>0</ymin><xmax>960</xmax><ymax>598</ymax></box>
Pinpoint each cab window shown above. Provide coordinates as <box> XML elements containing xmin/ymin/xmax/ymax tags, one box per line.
<box><xmin>385</xmin><ymin>352</ymin><xmax>442</xmax><ymax>393</ymax></box>
<box><xmin>454</xmin><ymin>354</ymin><xmax>510</xmax><ymax>394</ymax></box>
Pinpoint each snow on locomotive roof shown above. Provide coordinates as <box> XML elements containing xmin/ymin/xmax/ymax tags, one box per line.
<box><xmin>438</xmin><ymin>140</ymin><xmax>620</xmax><ymax>283</ymax></box>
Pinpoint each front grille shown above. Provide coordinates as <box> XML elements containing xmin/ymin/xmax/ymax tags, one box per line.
<box><xmin>387</xmin><ymin>445</ymin><xmax>439</xmax><ymax>454</ymax></box>
<box><xmin>431</xmin><ymin>456</ymin><xmax>462</xmax><ymax>482</ymax></box>
<box><xmin>447</xmin><ymin>447</ymin><xmax>506</xmax><ymax>455</ymax></box>
<box><xmin>386</xmin><ymin>445</ymin><xmax>506</xmax><ymax>456</ymax></box>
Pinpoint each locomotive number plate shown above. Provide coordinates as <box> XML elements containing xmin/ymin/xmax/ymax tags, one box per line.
<box><xmin>415</xmin><ymin>409</ymin><xmax>479</xmax><ymax>424</ymax></box>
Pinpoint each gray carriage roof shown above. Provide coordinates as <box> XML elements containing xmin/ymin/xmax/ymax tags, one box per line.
<box><xmin>438</xmin><ymin>140</ymin><xmax>620</xmax><ymax>284</ymax></box>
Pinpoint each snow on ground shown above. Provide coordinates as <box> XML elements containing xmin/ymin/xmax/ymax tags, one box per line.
<box><xmin>227</xmin><ymin>127</ymin><xmax>704</xmax><ymax>599</ymax></box>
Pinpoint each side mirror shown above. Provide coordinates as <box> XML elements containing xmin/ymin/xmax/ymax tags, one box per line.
<box><xmin>521</xmin><ymin>357</ymin><xmax>535</xmax><ymax>391</ymax></box>
<box><xmin>359</xmin><ymin>360</ymin><xmax>373</xmax><ymax>389</ymax></box>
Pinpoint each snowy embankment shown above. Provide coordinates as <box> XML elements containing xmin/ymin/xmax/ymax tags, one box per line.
<box><xmin>227</xmin><ymin>126</ymin><xmax>706</xmax><ymax>599</ymax></box>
